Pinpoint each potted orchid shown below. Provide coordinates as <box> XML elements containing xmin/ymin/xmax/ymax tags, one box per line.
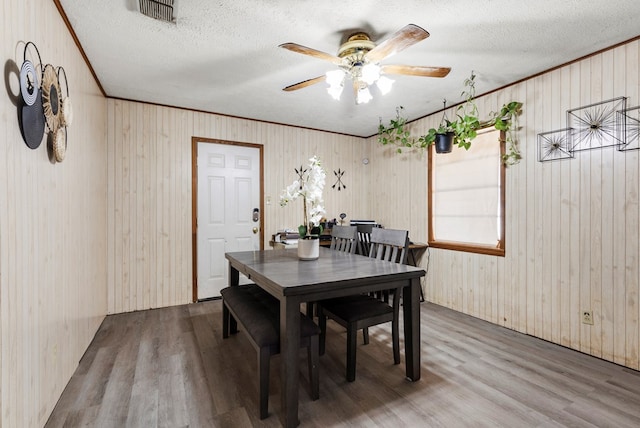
<box><xmin>280</xmin><ymin>156</ymin><xmax>326</xmax><ymax>260</ymax></box>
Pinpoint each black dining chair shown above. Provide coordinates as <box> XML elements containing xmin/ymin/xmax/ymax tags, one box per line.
<box><xmin>355</xmin><ymin>223</ymin><xmax>373</xmax><ymax>256</ymax></box>
<box><xmin>306</xmin><ymin>225</ymin><xmax>358</xmax><ymax>318</ymax></box>
<box><xmin>329</xmin><ymin>225</ymin><xmax>358</xmax><ymax>254</ymax></box>
<box><xmin>317</xmin><ymin>227</ymin><xmax>409</xmax><ymax>382</ymax></box>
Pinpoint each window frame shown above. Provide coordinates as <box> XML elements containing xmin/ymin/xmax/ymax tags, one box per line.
<box><xmin>427</xmin><ymin>127</ymin><xmax>506</xmax><ymax>257</ymax></box>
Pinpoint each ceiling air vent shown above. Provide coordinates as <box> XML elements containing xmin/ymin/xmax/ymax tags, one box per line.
<box><xmin>138</xmin><ymin>0</ymin><xmax>177</xmax><ymax>23</ymax></box>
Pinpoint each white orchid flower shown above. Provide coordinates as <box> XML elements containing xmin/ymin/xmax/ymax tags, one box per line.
<box><xmin>279</xmin><ymin>180</ymin><xmax>301</xmax><ymax>206</ymax></box>
<box><xmin>280</xmin><ymin>156</ymin><xmax>327</xmax><ymax>235</ymax></box>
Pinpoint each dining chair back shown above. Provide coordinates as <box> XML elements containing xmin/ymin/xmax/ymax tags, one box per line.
<box><xmin>318</xmin><ymin>228</ymin><xmax>410</xmax><ymax>382</ymax></box>
<box><xmin>366</xmin><ymin>228</ymin><xmax>409</xmax><ymax>303</ymax></box>
<box><xmin>330</xmin><ymin>225</ymin><xmax>358</xmax><ymax>254</ymax></box>
<box><xmin>307</xmin><ymin>225</ymin><xmax>359</xmax><ymax>317</ymax></box>
<box><xmin>356</xmin><ymin>224</ymin><xmax>373</xmax><ymax>256</ymax></box>
<box><xmin>368</xmin><ymin>227</ymin><xmax>409</xmax><ymax>263</ymax></box>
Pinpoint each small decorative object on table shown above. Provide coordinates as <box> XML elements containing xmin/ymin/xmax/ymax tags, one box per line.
<box><xmin>280</xmin><ymin>156</ymin><xmax>326</xmax><ymax>260</ymax></box>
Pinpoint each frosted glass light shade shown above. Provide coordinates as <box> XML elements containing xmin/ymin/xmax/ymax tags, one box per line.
<box><xmin>356</xmin><ymin>86</ymin><xmax>372</xmax><ymax>104</ymax></box>
<box><xmin>376</xmin><ymin>76</ymin><xmax>394</xmax><ymax>95</ymax></box>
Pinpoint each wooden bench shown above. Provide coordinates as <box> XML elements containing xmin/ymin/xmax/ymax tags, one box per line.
<box><xmin>220</xmin><ymin>284</ymin><xmax>320</xmax><ymax>419</ymax></box>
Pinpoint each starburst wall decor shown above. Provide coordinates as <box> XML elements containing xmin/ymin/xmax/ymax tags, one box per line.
<box><xmin>567</xmin><ymin>97</ymin><xmax>626</xmax><ymax>152</ymax></box>
<box><xmin>618</xmin><ymin>106</ymin><xmax>640</xmax><ymax>151</ymax></box>
<box><xmin>537</xmin><ymin>129</ymin><xmax>573</xmax><ymax>162</ymax></box>
<box><xmin>536</xmin><ymin>96</ymin><xmax>640</xmax><ymax>162</ymax></box>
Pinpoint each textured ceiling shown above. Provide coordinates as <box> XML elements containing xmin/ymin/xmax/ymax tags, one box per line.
<box><xmin>59</xmin><ymin>0</ymin><xmax>640</xmax><ymax>137</ymax></box>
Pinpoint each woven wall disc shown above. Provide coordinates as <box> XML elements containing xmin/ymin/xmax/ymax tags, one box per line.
<box><xmin>61</xmin><ymin>97</ymin><xmax>73</xmax><ymax>127</ymax></box>
<box><xmin>57</xmin><ymin>66</ymin><xmax>73</xmax><ymax>127</ymax></box>
<box><xmin>42</xmin><ymin>64</ymin><xmax>62</xmax><ymax>133</ymax></box>
<box><xmin>53</xmin><ymin>127</ymin><xmax>66</xmax><ymax>162</ymax></box>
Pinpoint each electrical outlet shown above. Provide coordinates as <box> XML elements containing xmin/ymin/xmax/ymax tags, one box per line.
<box><xmin>582</xmin><ymin>310</ymin><xmax>594</xmax><ymax>325</ymax></box>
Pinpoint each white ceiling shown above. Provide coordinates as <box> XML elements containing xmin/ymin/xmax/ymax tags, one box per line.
<box><xmin>59</xmin><ymin>0</ymin><xmax>640</xmax><ymax>137</ymax></box>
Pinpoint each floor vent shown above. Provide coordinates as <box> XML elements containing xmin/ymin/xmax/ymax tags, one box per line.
<box><xmin>138</xmin><ymin>0</ymin><xmax>176</xmax><ymax>23</ymax></box>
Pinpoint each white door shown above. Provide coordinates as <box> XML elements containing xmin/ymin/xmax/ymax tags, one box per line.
<box><xmin>197</xmin><ymin>142</ymin><xmax>261</xmax><ymax>299</ymax></box>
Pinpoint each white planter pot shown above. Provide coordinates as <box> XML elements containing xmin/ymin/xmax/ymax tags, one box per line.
<box><xmin>297</xmin><ymin>238</ymin><xmax>319</xmax><ymax>260</ymax></box>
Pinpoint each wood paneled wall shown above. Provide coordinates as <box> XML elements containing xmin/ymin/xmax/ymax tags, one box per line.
<box><xmin>1</xmin><ymin>1</ymin><xmax>108</xmax><ymax>427</ymax></box>
<box><xmin>368</xmin><ymin>40</ymin><xmax>640</xmax><ymax>370</ymax></box>
<box><xmin>106</xmin><ymin>100</ymin><xmax>369</xmax><ymax>313</ymax></box>
<box><xmin>4</xmin><ymin>3</ymin><xmax>637</xmax><ymax>426</ymax></box>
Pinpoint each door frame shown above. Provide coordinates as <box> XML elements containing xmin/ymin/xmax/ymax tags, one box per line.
<box><xmin>191</xmin><ymin>137</ymin><xmax>265</xmax><ymax>302</ymax></box>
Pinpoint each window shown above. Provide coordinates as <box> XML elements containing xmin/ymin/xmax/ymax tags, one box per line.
<box><xmin>428</xmin><ymin>127</ymin><xmax>505</xmax><ymax>256</ymax></box>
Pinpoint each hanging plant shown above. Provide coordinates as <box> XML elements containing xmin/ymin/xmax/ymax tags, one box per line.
<box><xmin>491</xmin><ymin>101</ymin><xmax>523</xmax><ymax>165</ymax></box>
<box><xmin>433</xmin><ymin>99</ymin><xmax>455</xmax><ymax>153</ymax></box>
<box><xmin>450</xmin><ymin>71</ymin><xmax>481</xmax><ymax>150</ymax></box>
<box><xmin>377</xmin><ymin>71</ymin><xmax>523</xmax><ymax>165</ymax></box>
<box><xmin>377</xmin><ymin>106</ymin><xmax>414</xmax><ymax>151</ymax></box>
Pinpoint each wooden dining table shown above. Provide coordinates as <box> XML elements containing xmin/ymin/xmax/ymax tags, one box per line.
<box><xmin>225</xmin><ymin>247</ymin><xmax>426</xmax><ymax>427</ymax></box>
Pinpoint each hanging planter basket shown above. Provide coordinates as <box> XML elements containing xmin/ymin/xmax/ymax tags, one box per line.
<box><xmin>434</xmin><ymin>99</ymin><xmax>454</xmax><ymax>154</ymax></box>
<box><xmin>435</xmin><ymin>132</ymin><xmax>454</xmax><ymax>153</ymax></box>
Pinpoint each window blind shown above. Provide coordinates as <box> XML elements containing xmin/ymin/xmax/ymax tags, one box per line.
<box><xmin>431</xmin><ymin>128</ymin><xmax>501</xmax><ymax>246</ymax></box>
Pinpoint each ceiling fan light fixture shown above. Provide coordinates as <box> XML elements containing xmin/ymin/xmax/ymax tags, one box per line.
<box><xmin>376</xmin><ymin>76</ymin><xmax>394</xmax><ymax>95</ymax></box>
<box><xmin>360</xmin><ymin>63</ymin><xmax>380</xmax><ymax>85</ymax></box>
<box><xmin>327</xmin><ymin>84</ymin><xmax>343</xmax><ymax>101</ymax></box>
<box><xmin>326</xmin><ymin>69</ymin><xmax>345</xmax><ymax>100</ymax></box>
<box><xmin>356</xmin><ymin>86</ymin><xmax>372</xmax><ymax>104</ymax></box>
<box><xmin>280</xmin><ymin>24</ymin><xmax>450</xmax><ymax>105</ymax></box>
<box><xmin>326</xmin><ymin>69</ymin><xmax>346</xmax><ymax>86</ymax></box>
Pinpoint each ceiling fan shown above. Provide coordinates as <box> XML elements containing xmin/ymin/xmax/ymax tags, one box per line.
<box><xmin>279</xmin><ymin>24</ymin><xmax>451</xmax><ymax>104</ymax></box>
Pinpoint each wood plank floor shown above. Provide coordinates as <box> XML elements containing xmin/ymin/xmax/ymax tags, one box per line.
<box><xmin>45</xmin><ymin>300</ymin><xmax>640</xmax><ymax>427</ymax></box>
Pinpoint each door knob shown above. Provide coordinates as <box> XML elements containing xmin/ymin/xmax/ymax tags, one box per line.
<box><xmin>252</xmin><ymin>227</ymin><xmax>258</xmax><ymax>234</ymax></box>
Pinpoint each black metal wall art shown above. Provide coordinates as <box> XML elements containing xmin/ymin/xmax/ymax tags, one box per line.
<box><xmin>567</xmin><ymin>97</ymin><xmax>626</xmax><ymax>152</ymax></box>
<box><xmin>537</xmin><ymin>96</ymin><xmax>636</xmax><ymax>162</ymax></box>
<box><xmin>537</xmin><ymin>129</ymin><xmax>573</xmax><ymax>162</ymax></box>
<box><xmin>332</xmin><ymin>169</ymin><xmax>346</xmax><ymax>191</ymax></box>
<box><xmin>618</xmin><ymin>106</ymin><xmax>640</xmax><ymax>151</ymax></box>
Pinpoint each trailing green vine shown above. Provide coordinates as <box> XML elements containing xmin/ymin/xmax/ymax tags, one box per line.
<box><xmin>377</xmin><ymin>107</ymin><xmax>415</xmax><ymax>151</ymax></box>
<box><xmin>451</xmin><ymin>71</ymin><xmax>481</xmax><ymax>150</ymax></box>
<box><xmin>491</xmin><ymin>101</ymin><xmax>523</xmax><ymax>165</ymax></box>
<box><xmin>377</xmin><ymin>72</ymin><xmax>523</xmax><ymax>165</ymax></box>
